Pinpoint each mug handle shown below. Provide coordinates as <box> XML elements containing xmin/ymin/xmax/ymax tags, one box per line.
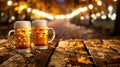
<box><xmin>48</xmin><ymin>27</ymin><xmax>55</xmax><ymax>42</ymax></box>
<box><xmin>8</xmin><ymin>30</ymin><xmax>16</xmax><ymax>48</ymax></box>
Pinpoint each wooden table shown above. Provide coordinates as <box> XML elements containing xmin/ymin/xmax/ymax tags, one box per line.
<box><xmin>0</xmin><ymin>39</ymin><xmax>120</xmax><ymax>67</ymax></box>
<box><xmin>48</xmin><ymin>39</ymin><xmax>120</xmax><ymax>67</ymax></box>
<box><xmin>0</xmin><ymin>39</ymin><xmax>57</xmax><ymax>67</ymax></box>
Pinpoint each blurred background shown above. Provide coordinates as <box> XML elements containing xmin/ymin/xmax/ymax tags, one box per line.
<box><xmin>0</xmin><ymin>0</ymin><xmax>119</xmax><ymax>39</ymax></box>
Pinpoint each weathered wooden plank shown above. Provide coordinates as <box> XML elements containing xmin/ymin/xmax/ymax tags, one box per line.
<box><xmin>89</xmin><ymin>50</ymin><xmax>106</xmax><ymax>67</ymax></box>
<box><xmin>84</xmin><ymin>39</ymin><xmax>120</xmax><ymax>67</ymax></box>
<box><xmin>0</xmin><ymin>41</ymin><xmax>16</xmax><ymax>64</ymax></box>
<box><xmin>0</xmin><ymin>39</ymin><xmax>8</xmax><ymax>47</ymax></box>
<box><xmin>48</xmin><ymin>39</ymin><xmax>93</xmax><ymax>67</ymax></box>
<box><xmin>48</xmin><ymin>40</ymin><xmax>67</xmax><ymax>67</ymax></box>
<box><xmin>1</xmin><ymin>39</ymin><xmax>120</xmax><ymax>67</ymax></box>
<box><xmin>1</xmin><ymin>42</ymin><xmax>56</xmax><ymax>67</ymax></box>
<box><xmin>0</xmin><ymin>39</ymin><xmax>7</xmax><ymax>44</ymax></box>
<box><xmin>32</xmin><ymin>48</ymin><xmax>55</xmax><ymax>67</ymax></box>
<box><xmin>84</xmin><ymin>39</ymin><xmax>105</xmax><ymax>67</ymax></box>
<box><xmin>0</xmin><ymin>52</ymin><xmax>15</xmax><ymax>64</ymax></box>
<box><xmin>1</xmin><ymin>54</ymin><xmax>26</xmax><ymax>67</ymax></box>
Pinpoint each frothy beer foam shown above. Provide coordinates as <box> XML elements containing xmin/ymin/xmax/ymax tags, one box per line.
<box><xmin>32</xmin><ymin>20</ymin><xmax>48</xmax><ymax>27</ymax></box>
<box><xmin>14</xmin><ymin>21</ymin><xmax>31</xmax><ymax>29</ymax></box>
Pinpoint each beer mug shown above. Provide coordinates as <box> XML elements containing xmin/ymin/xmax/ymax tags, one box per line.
<box><xmin>8</xmin><ymin>21</ymin><xmax>31</xmax><ymax>53</ymax></box>
<box><xmin>32</xmin><ymin>20</ymin><xmax>55</xmax><ymax>49</ymax></box>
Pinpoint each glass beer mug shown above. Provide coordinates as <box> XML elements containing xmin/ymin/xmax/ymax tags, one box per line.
<box><xmin>32</xmin><ymin>20</ymin><xmax>55</xmax><ymax>49</ymax></box>
<box><xmin>8</xmin><ymin>21</ymin><xmax>31</xmax><ymax>53</ymax></box>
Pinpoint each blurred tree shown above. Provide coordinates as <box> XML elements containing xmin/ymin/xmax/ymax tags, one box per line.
<box><xmin>113</xmin><ymin>0</ymin><xmax>120</xmax><ymax>35</ymax></box>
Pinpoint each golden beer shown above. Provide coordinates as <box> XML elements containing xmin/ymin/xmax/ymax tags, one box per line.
<box><xmin>8</xmin><ymin>21</ymin><xmax>31</xmax><ymax>53</ymax></box>
<box><xmin>33</xmin><ymin>27</ymin><xmax>48</xmax><ymax>46</ymax></box>
<box><xmin>32</xmin><ymin>20</ymin><xmax>55</xmax><ymax>49</ymax></box>
<box><xmin>15</xmin><ymin>28</ymin><xmax>31</xmax><ymax>49</ymax></box>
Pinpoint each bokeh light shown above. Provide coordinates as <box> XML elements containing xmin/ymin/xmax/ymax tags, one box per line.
<box><xmin>97</xmin><ymin>1</ymin><xmax>102</xmax><ymax>6</ymax></box>
<box><xmin>7</xmin><ymin>0</ymin><xmax>12</xmax><ymax>6</ymax></box>
<box><xmin>88</xmin><ymin>4</ymin><xmax>93</xmax><ymax>9</ymax></box>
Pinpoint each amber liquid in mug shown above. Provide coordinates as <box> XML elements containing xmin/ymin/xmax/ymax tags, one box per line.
<box><xmin>33</xmin><ymin>27</ymin><xmax>48</xmax><ymax>46</ymax></box>
<box><xmin>15</xmin><ymin>28</ymin><xmax>31</xmax><ymax>49</ymax></box>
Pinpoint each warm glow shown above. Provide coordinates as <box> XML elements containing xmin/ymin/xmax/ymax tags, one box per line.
<box><xmin>96</xmin><ymin>13</ymin><xmax>101</xmax><ymax>17</ymax></box>
<box><xmin>32</xmin><ymin>9</ymin><xmax>38</xmax><ymax>14</ymax></box>
<box><xmin>32</xmin><ymin>9</ymin><xmax>54</xmax><ymax>20</ymax></box>
<box><xmin>32</xmin><ymin>7</ymin><xmax>87</xmax><ymax>20</ymax></box>
<box><xmin>91</xmin><ymin>14</ymin><xmax>96</xmax><ymax>19</ymax></box>
<box><xmin>101</xmin><ymin>15</ymin><xmax>107</xmax><ymax>19</ymax></box>
<box><xmin>111</xmin><ymin>13</ymin><xmax>116</xmax><ymax>20</ymax></box>
<box><xmin>66</xmin><ymin>7</ymin><xmax>87</xmax><ymax>19</ymax></box>
<box><xmin>88</xmin><ymin>4</ymin><xmax>93</xmax><ymax>9</ymax></box>
<box><xmin>39</xmin><ymin>11</ymin><xmax>54</xmax><ymax>20</ymax></box>
<box><xmin>108</xmin><ymin>13</ymin><xmax>112</xmax><ymax>18</ymax></box>
<box><xmin>108</xmin><ymin>13</ymin><xmax>116</xmax><ymax>20</ymax></box>
<box><xmin>55</xmin><ymin>15</ymin><xmax>65</xmax><ymax>19</ymax></box>
<box><xmin>55</xmin><ymin>15</ymin><xmax>60</xmax><ymax>19</ymax></box>
<box><xmin>95</xmin><ymin>0</ymin><xmax>99</xmax><ymax>2</ymax></box>
<box><xmin>101</xmin><ymin>11</ymin><xmax>104</xmax><ymax>14</ymax></box>
<box><xmin>20</xmin><ymin>5</ymin><xmax>25</xmax><ymax>10</ymax></box>
<box><xmin>60</xmin><ymin>15</ymin><xmax>66</xmax><ymax>19</ymax></box>
<box><xmin>11</xmin><ymin>16</ymin><xmax>15</xmax><ymax>20</ymax></box>
<box><xmin>27</xmin><ymin>8</ymin><xmax>32</xmax><ymax>13</ymax></box>
<box><xmin>108</xmin><ymin>6</ymin><xmax>113</xmax><ymax>11</ymax></box>
<box><xmin>7</xmin><ymin>0</ymin><xmax>12</xmax><ymax>6</ymax></box>
<box><xmin>80</xmin><ymin>16</ymin><xmax>84</xmax><ymax>20</ymax></box>
<box><xmin>82</xmin><ymin>7</ymin><xmax>88</xmax><ymax>11</ymax></box>
<box><xmin>113</xmin><ymin>0</ymin><xmax>117</xmax><ymax>2</ymax></box>
<box><xmin>14</xmin><ymin>3</ymin><xmax>18</xmax><ymax>6</ymax></box>
<box><xmin>97</xmin><ymin>1</ymin><xmax>102</xmax><ymax>6</ymax></box>
<box><xmin>1</xmin><ymin>12</ymin><xmax>4</xmax><ymax>16</ymax></box>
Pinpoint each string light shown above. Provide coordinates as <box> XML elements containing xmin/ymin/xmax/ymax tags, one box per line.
<box><xmin>66</xmin><ymin>7</ymin><xmax>87</xmax><ymax>19</ymax></box>
<box><xmin>32</xmin><ymin>7</ymin><xmax>87</xmax><ymax>20</ymax></box>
